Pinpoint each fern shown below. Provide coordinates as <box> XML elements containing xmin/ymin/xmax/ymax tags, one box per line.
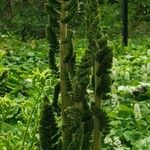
<box><xmin>52</xmin><ymin>82</ymin><xmax>61</xmax><ymax>115</ymax></box>
<box><xmin>39</xmin><ymin>97</ymin><xmax>61</xmax><ymax>150</ymax></box>
<box><xmin>91</xmin><ymin>102</ymin><xmax>110</xmax><ymax>135</ymax></box>
<box><xmin>46</xmin><ymin>0</ymin><xmax>60</xmax><ymax>73</ymax></box>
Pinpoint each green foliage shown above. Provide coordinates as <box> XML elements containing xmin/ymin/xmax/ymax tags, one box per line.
<box><xmin>13</xmin><ymin>1</ymin><xmax>47</xmax><ymax>39</ymax></box>
<box><xmin>0</xmin><ymin>1</ymin><xmax>150</xmax><ymax>148</ymax></box>
<box><xmin>0</xmin><ymin>33</ymin><xmax>150</xmax><ymax>150</ymax></box>
<box><xmin>0</xmin><ymin>0</ymin><xmax>149</xmax><ymax>39</ymax></box>
<box><xmin>103</xmin><ymin>37</ymin><xmax>150</xmax><ymax>149</ymax></box>
<box><xmin>0</xmin><ymin>34</ymin><xmax>58</xmax><ymax>149</ymax></box>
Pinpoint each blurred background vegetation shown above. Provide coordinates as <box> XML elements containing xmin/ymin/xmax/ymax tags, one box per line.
<box><xmin>0</xmin><ymin>0</ymin><xmax>150</xmax><ymax>40</ymax></box>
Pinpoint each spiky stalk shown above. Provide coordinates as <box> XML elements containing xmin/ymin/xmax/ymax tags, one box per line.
<box><xmin>122</xmin><ymin>0</ymin><xmax>128</xmax><ymax>46</ymax></box>
<box><xmin>60</xmin><ymin>0</ymin><xmax>74</xmax><ymax>149</ymax></box>
<box><xmin>45</xmin><ymin>0</ymin><xmax>60</xmax><ymax>73</ymax></box>
<box><xmin>85</xmin><ymin>0</ymin><xmax>101</xmax><ymax>149</ymax></box>
<box><xmin>85</xmin><ymin>0</ymin><xmax>113</xmax><ymax>149</ymax></box>
<box><xmin>39</xmin><ymin>97</ymin><xmax>60</xmax><ymax>150</ymax></box>
<box><xmin>94</xmin><ymin>61</ymin><xmax>101</xmax><ymax>150</ymax></box>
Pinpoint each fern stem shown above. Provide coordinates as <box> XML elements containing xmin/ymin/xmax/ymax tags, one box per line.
<box><xmin>93</xmin><ymin>62</ymin><xmax>102</xmax><ymax>150</ymax></box>
<box><xmin>60</xmin><ymin>0</ymin><xmax>72</xmax><ymax>149</ymax></box>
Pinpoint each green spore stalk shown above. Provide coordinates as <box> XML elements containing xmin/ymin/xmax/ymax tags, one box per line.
<box><xmin>45</xmin><ymin>0</ymin><xmax>60</xmax><ymax>73</ymax></box>
<box><xmin>39</xmin><ymin>97</ymin><xmax>60</xmax><ymax>150</ymax></box>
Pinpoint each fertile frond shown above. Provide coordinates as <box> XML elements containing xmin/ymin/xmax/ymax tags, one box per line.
<box><xmin>91</xmin><ymin>103</ymin><xmax>110</xmax><ymax>135</ymax></box>
<box><xmin>52</xmin><ymin>82</ymin><xmax>61</xmax><ymax>115</ymax></box>
<box><xmin>39</xmin><ymin>97</ymin><xmax>60</xmax><ymax>150</ymax></box>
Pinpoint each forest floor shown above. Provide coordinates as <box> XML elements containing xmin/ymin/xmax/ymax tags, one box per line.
<box><xmin>0</xmin><ymin>32</ymin><xmax>150</xmax><ymax>149</ymax></box>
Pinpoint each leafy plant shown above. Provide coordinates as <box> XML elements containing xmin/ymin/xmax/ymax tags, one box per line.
<box><xmin>0</xmin><ymin>1</ymin><xmax>150</xmax><ymax>149</ymax></box>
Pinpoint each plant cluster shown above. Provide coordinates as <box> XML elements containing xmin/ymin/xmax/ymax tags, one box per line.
<box><xmin>0</xmin><ymin>0</ymin><xmax>150</xmax><ymax>150</ymax></box>
<box><xmin>38</xmin><ymin>0</ymin><xmax>113</xmax><ymax>150</ymax></box>
<box><xmin>0</xmin><ymin>25</ymin><xmax>150</xmax><ymax>150</ymax></box>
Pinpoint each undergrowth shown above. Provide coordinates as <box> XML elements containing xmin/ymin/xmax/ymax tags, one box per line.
<box><xmin>0</xmin><ymin>33</ymin><xmax>150</xmax><ymax>149</ymax></box>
